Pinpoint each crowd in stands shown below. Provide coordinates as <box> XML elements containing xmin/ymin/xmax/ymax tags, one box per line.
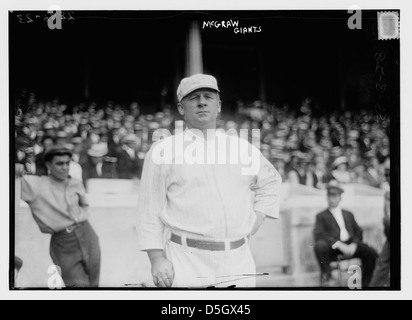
<box><xmin>14</xmin><ymin>97</ymin><xmax>390</xmax><ymax>191</ymax></box>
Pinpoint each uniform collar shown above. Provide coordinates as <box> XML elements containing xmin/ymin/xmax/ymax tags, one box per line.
<box><xmin>184</xmin><ymin>128</ymin><xmax>221</xmax><ymax>142</ymax></box>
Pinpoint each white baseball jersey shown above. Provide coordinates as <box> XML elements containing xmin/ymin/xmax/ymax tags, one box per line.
<box><xmin>136</xmin><ymin>128</ymin><xmax>282</xmax><ymax>251</ymax></box>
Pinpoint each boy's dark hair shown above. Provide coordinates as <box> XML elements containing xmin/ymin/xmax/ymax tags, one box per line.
<box><xmin>43</xmin><ymin>147</ymin><xmax>73</xmax><ymax>163</ymax></box>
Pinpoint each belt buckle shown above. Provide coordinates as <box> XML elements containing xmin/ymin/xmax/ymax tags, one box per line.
<box><xmin>65</xmin><ymin>225</ymin><xmax>76</xmax><ymax>233</ymax></box>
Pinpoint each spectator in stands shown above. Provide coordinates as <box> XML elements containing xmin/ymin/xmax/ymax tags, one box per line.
<box><xmin>376</xmin><ymin>137</ymin><xmax>390</xmax><ymax>164</ymax></box>
<box><xmin>130</xmin><ymin>102</ymin><xmax>140</xmax><ymax>118</ymax></box>
<box><xmin>138</xmin><ymin>142</ymin><xmax>150</xmax><ymax>161</ymax></box>
<box><xmin>117</xmin><ymin>134</ymin><xmax>144</xmax><ymax>179</ymax></box>
<box><xmin>270</xmin><ymin>152</ymin><xmax>287</xmax><ymax>182</ymax></box>
<box><xmin>89</xmin><ymin>123</ymin><xmax>102</xmax><ymax>144</ymax></box>
<box><xmin>330</xmin><ymin>156</ymin><xmax>352</xmax><ymax>184</ymax></box>
<box><xmin>82</xmin><ymin>143</ymin><xmax>117</xmax><ymax>182</ymax></box>
<box><xmin>304</xmin><ymin>159</ymin><xmax>319</xmax><ymax>189</ymax></box>
<box><xmin>367</xmin><ymin>155</ymin><xmax>384</xmax><ymax>188</ymax></box>
<box><xmin>56</xmin><ymin>131</ymin><xmax>68</xmax><ymax>147</ymax></box>
<box><xmin>260</xmin><ymin>144</ymin><xmax>271</xmax><ymax>161</ymax></box>
<box><xmin>35</xmin><ymin>136</ymin><xmax>55</xmax><ymax>176</ymax></box>
<box><xmin>71</xmin><ymin>137</ymin><xmax>88</xmax><ymax>166</ymax></box>
<box><xmin>14</xmin><ymin>97</ymin><xmax>390</xmax><ymax>190</ymax></box>
<box><xmin>43</xmin><ymin>122</ymin><xmax>56</xmax><ymax>138</ymax></box>
<box><xmin>107</xmin><ymin>122</ymin><xmax>122</xmax><ymax>157</ymax></box>
<box><xmin>286</xmin><ymin>152</ymin><xmax>306</xmax><ymax>185</ymax></box>
<box><xmin>346</xmin><ymin>147</ymin><xmax>362</xmax><ymax>171</ymax></box>
<box><xmin>33</xmin><ymin>131</ymin><xmax>45</xmax><ymax>156</ymax></box>
<box><xmin>78</xmin><ymin>119</ymin><xmax>90</xmax><ymax>141</ymax></box>
<box><xmin>314</xmin><ymin>157</ymin><xmax>328</xmax><ymax>189</ymax></box>
<box><xmin>64</xmin><ymin>115</ymin><xmax>78</xmax><ymax>136</ymax></box>
<box><xmin>313</xmin><ymin>181</ymin><xmax>378</xmax><ymax>287</ymax></box>
<box><xmin>352</xmin><ymin>163</ymin><xmax>376</xmax><ymax>186</ymax></box>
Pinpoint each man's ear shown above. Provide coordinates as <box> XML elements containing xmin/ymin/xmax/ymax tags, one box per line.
<box><xmin>46</xmin><ymin>161</ymin><xmax>51</xmax><ymax>171</ymax></box>
<box><xmin>177</xmin><ymin>103</ymin><xmax>184</xmax><ymax>116</ymax></box>
<box><xmin>218</xmin><ymin>100</ymin><xmax>222</xmax><ymax>113</ymax></box>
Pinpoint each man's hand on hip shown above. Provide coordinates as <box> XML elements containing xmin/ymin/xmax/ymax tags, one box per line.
<box><xmin>251</xmin><ymin>211</ymin><xmax>266</xmax><ymax>235</ymax></box>
<box><xmin>147</xmin><ymin>250</ymin><xmax>174</xmax><ymax>288</ymax></box>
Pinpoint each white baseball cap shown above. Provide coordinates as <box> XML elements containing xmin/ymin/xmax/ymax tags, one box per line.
<box><xmin>177</xmin><ymin>73</ymin><xmax>220</xmax><ymax>102</ymax></box>
<box><xmin>332</xmin><ymin>156</ymin><xmax>348</xmax><ymax>168</ymax></box>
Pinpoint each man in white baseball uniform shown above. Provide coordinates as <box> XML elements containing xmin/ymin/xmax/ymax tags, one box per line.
<box><xmin>136</xmin><ymin>74</ymin><xmax>282</xmax><ymax>288</ymax></box>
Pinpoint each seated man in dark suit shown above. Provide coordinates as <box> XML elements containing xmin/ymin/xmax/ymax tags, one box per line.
<box><xmin>313</xmin><ymin>181</ymin><xmax>378</xmax><ymax>287</ymax></box>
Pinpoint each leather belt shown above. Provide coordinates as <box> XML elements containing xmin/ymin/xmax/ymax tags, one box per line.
<box><xmin>170</xmin><ymin>233</ymin><xmax>247</xmax><ymax>251</ymax></box>
<box><xmin>55</xmin><ymin>221</ymin><xmax>85</xmax><ymax>235</ymax></box>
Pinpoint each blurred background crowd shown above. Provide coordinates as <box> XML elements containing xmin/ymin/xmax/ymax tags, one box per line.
<box><xmin>14</xmin><ymin>94</ymin><xmax>390</xmax><ymax>192</ymax></box>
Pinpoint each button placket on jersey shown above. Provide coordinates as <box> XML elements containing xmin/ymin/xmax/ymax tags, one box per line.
<box><xmin>205</xmin><ymin>137</ymin><xmax>229</xmax><ymax>239</ymax></box>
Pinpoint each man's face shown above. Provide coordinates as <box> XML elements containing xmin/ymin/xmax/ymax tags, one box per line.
<box><xmin>125</xmin><ymin>141</ymin><xmax>137</xmax><ymax>150</ymax></box>
<box><xmin>327</xmin><ymin>192</ymin><xmax>342</xmax><ymax>209</ymax></box>
<box><xmin>43</xmin><ymin>138</ymin><xmax>54</xmax><ymax>151</ymax></box>
<box><xmin>56</xmin><ymin>138</ymin><xmax>67</xmax><ymax>147</ymax></box>
<box><xmin>73</xmin><ymin>143</ymin><xmax>83</xmax><ymax>154</ymax></box>
<box><xmin>46</xmin><ymin>155</ymin><xmax>71</xmax><ymax>181</ymax></box>
<box><xmin>177</xmin><ymin>89</ymin><xmax>221</xmax><ymax>130</ymax></box>
<box><xmin>337</xmin><ymin>163</ymin><xmax>348</xmax><ymax>171</ymax></box>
